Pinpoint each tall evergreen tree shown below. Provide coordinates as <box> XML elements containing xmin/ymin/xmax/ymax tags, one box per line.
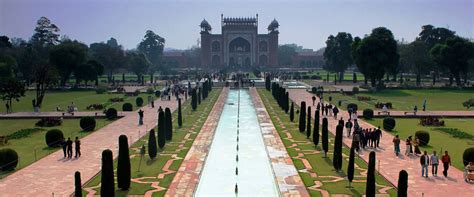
<box><xmin>265</xmin><ymin>75</ymin><xmax>271</xmax><ymax>90</ymax></box>
<box><xmin>366</xmin><ymin>151</ymin><xmax>376</xmax><ymax>197</ymax></box>
<box><xmin>157</xmin><ymin>111</ymin><xmax>166</xmax><ymax>149</ymax></box>
<box><xmin>197</xmin><ymin>87</ymin><xmax>201</xmax><ymax>104</ymax></box>
<box><xmin>290</xmin><ymin>102</ymin><xmax>295</xmax><ymax>122</ymax></box>
<box><xmin>333</xmin><ymin>124</ymin><xmax>343</xmax><ymax>171</ymax></box>
<box><xmin>299</xmin><ymin>101</ymin><xmax>306</xmax><ymax>132</ymax></box>
<box><xmin>306</xmin><ymin>106</ymin><xmax>312</xmax><ymax>139</ymax></box>
<box><xmin>191</xmin><ymin>88</ymin><xmax>197</xmax><ymax>111</ymax></box>
<box><xmin>165</xmin><ymin>107</ymin><xmax>173</xmax><ymax>140</ymax></box>
<box><xmin>284</xmin><ymin>92</ymin><xmax>289</xmax><ymax>113</ymax></box>
<box><xmin>100</xmin><ymin>149</ymin><xmax>115</xmax><ymax>197</ymax></box>
<box><xmin>397</xmin><ymin>170</ymin><xmax>408</xmax><ymax>197</ymax></box>
<box><xmin>148</xmin><ymin>129</ymin><xmax>157</xmax><ymax>159</ymax></box>
<box><xmin>74</xmin><ymin>171</ymin><xmax>82</xmax><ymax>197</ymax></box>
<box><xmin>347</xmin><ymin>146</ymin><xmax>355</xmax><ymax>187</ymax></box>
<box><xmin>117</xmin><ymin>135</ymin><xmax>131</xmax><ymax>190</ymax></box>
<box><xmin>177</xmin><ymin>98</ymin><xmax>182</xmax><ymax>127</ymax></box>
<box><xmin>313</xmin><ymin>110</ymin><xmax>320</xmax><ymax>147</ymax></box>
<box><xmin>322</xmin><ymin>117</ymin><xmax>329</xmax><ymax>157</ymax></box>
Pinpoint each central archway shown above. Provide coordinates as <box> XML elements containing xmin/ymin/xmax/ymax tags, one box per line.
<box><xmin>229</xmin><ymin>37</ymin><xmax>250</xmax><ymax>53</ymax></box>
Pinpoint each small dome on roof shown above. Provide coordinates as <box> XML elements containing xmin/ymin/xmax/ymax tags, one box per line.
<box><xmin>267</xmin><ymin>18</ymin><xmax>279</xmax><ymax>31</ymax></box>
<box><xmin>200</xmin><ymin>19</ymin><xmax>210</xmax><ymax>27</ymax></box>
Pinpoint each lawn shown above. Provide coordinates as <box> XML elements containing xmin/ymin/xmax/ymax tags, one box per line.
<box><xmin>258</xmin><ymin>89</ymin><xmax>396</xmax><ymax>196</ymax></box>
<box><xmin>0</xmin><ymin>90</ymin><xmax>158</xmax><ymax>113</ymax></box>
<box><xmin>366</xmin><ymin>118</ymin><xmax>474</xmax><ymax>170</ymax></box>
<box><xmin>0</xmin><ymin>118</ymin><xmax>112</xmax><ymax>179</ymax></box>
<box><xmin>82</xmin><ymin>88</ymin><xmax>221</xmax><ymax>196</ymax></box>
<box><xmin>323</xmin><ymin>89</ymin><xmax>474</xmax><ymax>111</ymax></box>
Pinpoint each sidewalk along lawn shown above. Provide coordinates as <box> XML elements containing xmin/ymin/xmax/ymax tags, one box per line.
<box><xmin>82</xmin><ymin>89</ymin><xmax>221</xmax><ymax>196</ymax></box>
<box><xmin>0</xmin><ymin>118</ymin><xmax>113</xmax><ymax>179</ymax></box>
<box><xmin>258</xmin><ymin>89</ymin><xmax>396</xmax><ymax>196</ymax></box>
<box><xmin>323</xmin><ymin>89</ymin><xmax>474</xmax><ymax>111</ymax></box>
<box><xmin>0</xmin><ymin>90</ymin><xmax>160</xmax><ymax>113</ymax></box>
<box><xmin>366</xmin><ymin>118</ymin><xmax>474</xmax><ymax>170</ymax></box>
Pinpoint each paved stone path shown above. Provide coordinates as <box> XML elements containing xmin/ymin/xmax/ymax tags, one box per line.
<box><xmin>250</xmin><ymin>88</ymin><xmax>309</xmax><ymax>196</ymax></box>
<box><xmin>362</xmin><ymin>110</ymin><xmax>474</xmax><ymax>118</ymax></box>
<box><xmin>288</xmin><ymin>89</ymin><xmax>474</xmax><ymax>196</ymax></box>
<box><xmin>0</xmin><ymin>111</ymin><xmax>133</xmax><ymax>119</ymax></box>
<box><xmin>166</xmin><ymin>88</ymin><xmax>228</xmax><ymax>197</ymax></box>
<box><xmin>0</xmin><ymin>98</ymin><xmax>179</xmax><ymax>196</ymax></box>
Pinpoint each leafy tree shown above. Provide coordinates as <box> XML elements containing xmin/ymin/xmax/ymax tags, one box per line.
<box><xmin>191</xmin><ymin>88</ymin><xmax>197</xmax><ymax>110</ymax></box>
<box><xmin>158</xmin><ymin>111</ymin><xmax>166</xmax><ymax>149</ymax></box>
<box><xmin>352</xmin><ymin>37</ymin><xmax>368</xmax><ymax>85</ymax></box>
<box><xmin>324</xmin><ymin>32</ymin><xmax>353</xmax><ymax>82</ymax></box>
<box><xmin>178</xmin><ymin>98</ymin><xmax>183</xmax><ymax>127</ymax></box>
<box><xmin>417</xmin><ymin>25</ymin><xmax>456</xmax><ymax>50</ymax></box>
<box><xmin>322</xmin><ymin>117</ymin><xmax>329</xmax><ymax>157</ymax></box>
<box><xmin>126</xmin><ymin>52</ymin><xmax>150</xmax><ymax>84</ymax></box>
<box><xmin>165</xmin><ymin>107</ymin><xmax>173</xmax><ymax>140</ymax></box>
<box><xmin>75</xmin><ymin>60</ymin><xmax>103</xmax><ymax>86</ymax></box>
<box><xmin>398</xmin><ymin>170</ymin><xmax>408</xmax><ymax>197</ymax></box>
<box><xmin>333</xmin><ymin>124</ymin><xmax>343</xmax><ymax>171</ymax></box>
<box><xmin>278</xmin><ymin>44</ymin><xmax>297</xmax><ymax>66</ymax></box>
<box><xmin>313</xmin><ymin>110</ymin><xmax>320</xmax><ymax>147</ymax></box>
<box><xmin>0</xmin><ymin>78</ymin><xmax>26</xmax><ymax>112</ymax></box>
<box><xmin>100</xmin><ymin>149</ymin><xmax>114</xmax><ymax>196</ymax></box>
<box><xmin>366</xmin><ymin>151</ymin><xmax>376</xmax><ymax>197</ymax></box>
<box><xmin>431</xmin><ymin>36</ymin><xmax>474</xmax><ymax>86</ymax></box>
<box><xmin>347</xmin><ymin>146</ymin><xmax>355</xmax><ymax>187</ymax></box>
<box><xmin>399</xmin><ymin>40</ymin><xmax>432</xmax><ymax>86</ymax></box>
<box><xmin>74</xmin><ymin>171</ymin><xmax>82</xmax><ymax>197</ymax></box>
<box><xmin>289</xmin><ymin>102</ymin><xmax>294</xmax><ymax>122</ymax></box>
<box><xmin>89</xmin><ymin>41</ymin><xmax>125</xmax><ymax>83</ymax></box>
<box><xmin>117</xmin><ymin>135</ymin><xmax>131</xmax><ymax>190</ymax></box>
<box><xmin>0</xmin><ymin>36</ymin><xmax>13</xmax><ymax>48</ymax></box>
<box><xmin>30</xmin><ymin>16</ymin><xmax>60</xmax><ymax>47</ymax></box>
<box><xmin>299</xmin><ymin>101</ymin><xmax>306</xmax><ymax>132</ymax></box>
<box><xmin>148</xmin><ymin>129</ymin><xmax>157</xmax><ymax>159</ymax></box>
<box><xmin>306</xmin><ymin>106</ymin><xmax>311</xmax><ymax>139</ymax></box>
<box><xmin>49</xmin><ymin>40</ymin><xmax>88</xmax><ymax>86</ymax></box>
<box><xmin>137</xmin><ymin>30</ymin><xmax>165</xmax><ymax>82</ymax></box>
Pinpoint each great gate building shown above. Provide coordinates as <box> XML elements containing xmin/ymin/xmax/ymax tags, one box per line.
<box><xmin>200</xmin><ymin>14</ymin><xmax>279</xmax><ymax>68</ymax></box>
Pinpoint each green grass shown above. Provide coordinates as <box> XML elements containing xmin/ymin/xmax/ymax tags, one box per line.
<box><xmin>0</xmin><ymin>118</ymin><xmax>112</xmax><ymax>179</ymax></box>
<box><xmin>366</xmin><ymin>118</ymin><xmax>474</xmax><ymax>170</ymax></box>
<box><xmin>1</xmin><ymin>90</ymin><xmax>158</xmax><ymax>113</ymax></box>
<box><xmin>83</xmin><ymin>88</ymin><xmax>221</xmax><ymax>196</ymax></box>
<box><xmin>258</xmin><ymin>89</ymin><xmax>396</xmax><ymax>196</ymax></box>
<box><xmin>306</xmin><ymin>70</ymin><xmax>366</xmax><ymax>81</ymax></box>
<box><xmin>323</xmin><ymin>89</ymin><xmax>474</xmax><ymax>111</ymax></box>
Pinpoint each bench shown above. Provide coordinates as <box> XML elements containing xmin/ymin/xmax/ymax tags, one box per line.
<box><xmin>404</xmin><ymin>111</ymin><xmax>417</xmax><ymax>115</ymax></box>
<box><xmin>378</xmin><ymin>111</ymin><xmax>390</xmax><ymax>116</ymax></box>
<box><xmin>0</xmin><ymin>136</ymin><xmax>8</xmax><ymax>145</ymax></box>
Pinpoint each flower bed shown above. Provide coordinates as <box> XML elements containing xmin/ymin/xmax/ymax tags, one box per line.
<box><xmin>109</xmin><ymin>97</ymin><xmax>124</xmax><ymax>102</ymax></box>
<box><xmin>86</xmin><ymin>103</ymin><xmax>104</xmax><ymax>110</ymax></box>
<box><xmin>35</xmin><ymin>117</ymin><xmax>62</xmax><ymax>127</ymax></box>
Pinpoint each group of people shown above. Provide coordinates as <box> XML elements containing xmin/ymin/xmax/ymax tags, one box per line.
<box><xmin>351</xmin><ymin>126</ymin><xmax>383</xmax><ymax>152</ymax></box>
<box><xmin>312</xmin><ymin>95</ymin><xmax>339</xmax><ymax>119</ymax></box>
<box><xmin>61</xmin><ymin>137</ymin><xmax>81</xmax><ymax>159</ymax></box>
<box><xmin>419</xmin><ymin>150</ymin><xmax>452</xmax><ymax>177</ymax></box>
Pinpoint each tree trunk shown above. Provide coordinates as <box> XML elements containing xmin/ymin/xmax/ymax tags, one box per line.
<box><xmin>339</xmin><ymin>72</ymin><xmax>344</xmax><ymax>83</ymax></box>
<box><xmin>432</xmin><ymin>73</ymin><xmax>436</xmax><ymax>86</ymax></box>
<box><xmin>150</xmin><ymin>73</ymin><xmax>154</xmax><ymax>84</ymax></box>
<box><xmin>392</xmin><ymin>73</ymin><xmax>397</xmax><ymax>82</ymax></box>
<box><xmin>455</xmin><ymin>73</ymin><xmax>461</xmax><ymax>86</ymax></box>
<box><xmin>416</xmin><ymin>73</ymin><xmax>421</xmax><ymax>86</ymax></box>
<box><xmin>95</xmin><ymin>77</ymin><xmax>99</xmax><ymax>86</ymax></box>
<box><xmin>364</xmin><ymin>75</ymin><xmax>368</xmax><ymax>85</ymax></box>
<box><xmin>371</xmin><ymin>77</ymin><xmax>376</xmax><ymax>87</ymax></box>
<box><xmin>449</xmin><ymin>74</ymin><xmax>453</xmax><ymax>86</ymax></box>
<box><xmin>399</xmin><ymin>73</ymin><xmax>403</xmax><ymax>84</ymax></box>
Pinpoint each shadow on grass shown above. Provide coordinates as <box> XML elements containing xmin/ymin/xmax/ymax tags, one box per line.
<box><xmin>349</xmin><ymin>187</ymin><xmax>362</xmax><ymax>196</ymax></box>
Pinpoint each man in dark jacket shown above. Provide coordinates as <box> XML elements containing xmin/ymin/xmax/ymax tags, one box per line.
<box><xmin>421</xmin><ymin>151</ymin><xmax>430</xmax><ymax>177</ymax></box>
<box><xmin>66</xmin><ymin>138</ymin><xmax>73</xmax><ymax>159</ymax></box>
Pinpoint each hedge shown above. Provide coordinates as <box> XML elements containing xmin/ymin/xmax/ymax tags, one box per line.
<box><xmin>136</xmin><ymin>97</ymin><xmax>144</xmax><ymax>107</ymax></box>
<box><xmin>45</xmin><ymin>129</ymin><xmax>64</xmax><ymax>147</ymax></box>
<box><xmin>463</xmin><ymin>147</ymin><xmax>474</xmax><ymax>166</ymax></box>
<box><xmin>105</xmin><ymin>108</ymin><xmax>118</xmax><ymax>120</ymax></box>
<box><xmin>363</xmin><ymin>109</ymin><xmax>374</xmax><ymax>119</ymax></box>
<box><xmin>122</xmin><ymin>103</ymin><xmax>133</xmax><ymax>111</ymax></box>
<box><xmin>383</xmin><ymin>117</ymin><xmax>396</xmax><ymax>131</ymax></box>
<box><xmin>80</xmin><ymin>117</ymin><xmax>96</xmax><ymax>131</ymax></box>
<box><xmin>415</xmin><ymin>130</ymin><xmax>430</xmax><ymax>146</ymax></box>
<box><xmin>0</xmin><ymin>148</ymin><xmax>18</xmax><ymax>171</ymax></box>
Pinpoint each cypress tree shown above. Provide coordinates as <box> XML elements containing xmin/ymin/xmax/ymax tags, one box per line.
<box><xmin>117</xmin><ymin>135</ymin><xmax>131</xmax><ymax>190</ymax></box>
<box><xmin>313</xmin><ymin>110</ymin><xmax>320</xmax><ymax>147</ymax></box>
<box><xmin>353</xmin><ymin>72</ymin><xmax>357</xmax><ymax>83</ymax></box>
<box><xmin>202</xmin><ymin>81</ymin><xmax>207</xmax><ymax>100</ymax></box>
<box><xmin>100</xmin><ymin>149</ymin><xmax>114</xmax><ymax>197</ymax></box>
<box><xmin>197</xmin><ymin>87</ymin><xmax>201</xmax><ymax>104</ymax></box>
<box><xmin>74</xmin><ymin>171</ymin><xmax>82</xmax><ymax>197</ymax></box>
<box><xmin>333</xmin><ymin>124</ymin><xmax>343</xmax><ymax>171</ymax></box>
<box><xmin>265</xmin><ymin>75</ymin><xmax>271</xmax><ymax>90</ymax></box>
<box><xmin>191</xmin><ymin>88</ymin><xmax>197</xmax><ymax>111</ymax></box>
<box><xmin>177</xmin><ymin>99</ymin><xmax>182</xmax><ymax>127</ymax></box>
<box><xmin>148</xmin><ymin>129</ymin><xmax>157</xmax><ymax>159</ymax></box>
<box><xmin>347</xmin><ymin>146</ymin><xmax>355</xmax><ymax>187</ymax></box>
<box><xmin>165</xmin><ymin>107</ymin><xmax>173</xmax><ymax>141</ymax></box>
<box><xmin>290</xmin><ymin>102</ymin><xmax>295</xmax><ymax>122</ymax></box>
<box><xmin>397</xmin><ymin>170</ymin><xmax>408</xmax><ymax>197</ymax></box>
<box><xmin>306</xmin><ymin>106</ymin><xmax>311</xmax><ymax>139</ymax></box>
<box><xmin>299</xmin><ymin>101</ymin><xmax>306</xmax><ymax>133</ymax></box>
<box><xmin>322</xmin><ymin>117</ymin><xmax>329</xmax><ymax>157</ymax></box>
<box><xmin>366</xmin><ymin>151</ymin><xmax>376</xmax><ymax>197</ymax></box>
<box><xmin>158</xmin><ymin>111</ymin><xmax>166</xmax><ymax>149</ymax></box>
<box><xmin>284</xmin><ymin>92</ymin><xmax>289</xmax><ymax>113</ymax></box>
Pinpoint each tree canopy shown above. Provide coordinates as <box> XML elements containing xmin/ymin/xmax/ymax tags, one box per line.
<box><xmin>324</xmin><ymin>32</ymin><xmax>353</xmax><ymax>82</ymax></box>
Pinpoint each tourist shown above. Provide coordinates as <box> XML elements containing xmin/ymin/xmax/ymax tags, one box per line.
<box><xmin>420</xmin><ymin>151</ymin><xmax>430</xmax><ymax>178</ymax></box>
<box><xmin>333</xmin><ymin>106</ymin><xmax>339</xmax><ymax>119</ymax></box>
<box><xmin>423</xmin><ymin>99</ymin><xmax>427</xmax><ymax>111</ymax></box>
<box><xmin>316</xmin><ymin>102</ymin><xmax>320</xmax><ymax>111</ymax></box>
<box><xmin>352</xmin><ymin>131</ymin><xmax>360</xmax><ymax>153</ymax></box>
<box><xmin>66</xmin><ymin>137</ymin><xmax>73</xmax><ymax>159</ymax></box>
<box><xmin>414</xmin><ymin>137</ymin><xmax>421</xmax><ymax>156</ymax></box>
<box><xmin>338</xmin><ymin>117</ymin><xmax>344</xmax><ymax>126</ymax></box>
<box><xmin>312</xmin><ymin>96</ymin><xmax>316</xmax><ymax>106</ymax></box>
<box><xmin>413</xmin><ymin>105</ymin><xmax>418</xmax><ymax>115</ymax></box>
<box><xmin>328</xmin><ymin>104</ymin><xmax>333</xmax><ymax>116</ymax></box>
<box><xmin>375</xmin><ymin>127</ymin><xmax>382</xmax><ymax>148</ymax></box>
<box><xmin>393</xmin><ymin>135</ymin><xmax>400</xmax><ymax>156</ymax></box>
<box><xmin>151</xmin><ymin>100</ymin><xmax>155</xmax><ymax>108</ymax></box>
<box><xmin>138</xmin><ymin>109</ymin><xmax>144</xmax><ymax>125</ymax></box>
<box><xmin>442</xmin><ymin>151</ymin><xmax>451</xmax><ymax>177</ymax></box>
<box><xmin>158</xmin><ymin>106</ymin><xmax>163</xmax><ymax>113</ymax></box>
<box><xmin>431</xmin><ymin>151</ymin><xmax>439</xmax><ymax>176</ymax></box>
<box><xmin>345</xmin><ymin>120</ymin><xmax>353</xmax><ymax>137</ymax></box>
<box><xmin>324</xmin><ymin>104</ymin><xmax>329</xmax><ymax>116</ymax></box>
<box><xmin>75</xmin><ymin>137</ymin><xmax>81</xmax><ymax>158</ymax></box>
<box><xmin>61</xmin><ymin>138</ymin><xmax>67</xmax><ymax>158</ymax></box>
<box><xmin>405</xmin><ymin>136</ymin><xmax>412</xmax><ymax>156</ymax></box>
<box><xmin>382</xmin><ymin>104</ymin><xmax>388</xmax><ymax>115</ymax></box>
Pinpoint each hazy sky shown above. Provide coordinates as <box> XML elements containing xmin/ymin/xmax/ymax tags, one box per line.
<box><xmin>1</xmin><ymin>0</ymin><xmax>473</xmax><ymax>50</ymax></box>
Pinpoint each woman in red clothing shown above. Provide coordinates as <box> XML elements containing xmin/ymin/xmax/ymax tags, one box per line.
<box><xmin>441</xmin><ymin>151</ymin><xmax>451</xmax><ymax>177</ymax></box>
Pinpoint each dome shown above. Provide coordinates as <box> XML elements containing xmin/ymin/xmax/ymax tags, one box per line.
<box><xmin>200</xmin><ymin>19</ymin><xmax>211</xmax><ymax>28</ymax></box>
<box><xmin>267</xmin><ymin>18</ymin><xmax>279</xmax><ymax>31</ymax></box>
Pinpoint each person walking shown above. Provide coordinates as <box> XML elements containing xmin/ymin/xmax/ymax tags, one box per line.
<box><xmin>151</xmin><ymin>100</ymin><xmax>155</xmax><ymax>108</ymax></box>
<box><xmin>75</xmin><ymin>137</ymin><xmax>81</xmax><ymax>158</ymax></box>
<box><xmin>431</xmin><ymin>151</ymin><xmax>439</xmax><ymax>176</ymax></box>
<box><xmin>423</xmin><ymin>99</ymin><xmax>427</xmax><ymax>111</ymax></box>
<box><xmin>421</xmin><ymin>151</ymin><xmax>430</xmax><ymax>178</ymax></box>
<box><xmin>414</xmin><ymin>137</ymin><xmax>421</xmax><ymax>156</ymax></box>
<box><xmin>413</xmin><ymin>105</ymin><xmax>418</xmax><ymax>115</ymax></box>
<box><xmin>61</xmin><ymin>138</ymin><xmax>67</xmax><ymax>158</ymax></box>
<box><xmin>66</xmin><ymin>137</ymin><xmax>73</xmax><ymax>159</ymax></box>
<box><xmin>392</xmin><ymin>135</ymin><xmax>400</xmax><ymax>156</ymax></box>
<box><xmin>405</xmin><ymin>136</ymin><xmax>412</xmax><ymax>156</ymax></box>
<box><xmin>312</xmin><ymin>96</ymin><xmax>316</xmax><ymax>106</ymax></box>
<box><xmin>352</xmin><ymin>132</ymin><xmax>360</xmax><ymax>153</ymax></box>
<box><xmin>333</xmin><ymin>106</ymin><xmax>339</xmax><ymax>119</ymax></box>
<box><xmin>375</xmin><ymin>127</ymin><xmax>382</xmax><ymax>148</ymax></box>
<box><xmin>138</xmin><ymin>109</ymin><xmax>144</xmax><ymax>125</ymax></box>
<box><xmin>442</xmin><ymin>151</ymin><xmax>451</xmax><ymax>177</ymax></box>
<box><xmin>345</xmin><ymin>120</ymin><xmax>353</xmax><ymax>137</ymax></box>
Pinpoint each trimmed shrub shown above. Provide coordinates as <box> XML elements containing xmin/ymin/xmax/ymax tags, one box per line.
<box><xmin>86</xmin><ymin>103</ymin><xmax>104</xmax><ymax>110</ymax></box>
<box><xmin>158</xmin><ymin>111</ymin><xmax>166</xmax><ymax>149</ymax></box>
<box><xmin>122</xmin><ymin>103</ymin><xmax>133</xmax><ymax>111</ymax></box>
<box><xmin>322</xmin><ymin>118</ymin><xmax>329</xmax><ymax>157</ymax></box>
<box><xmin>74</xmin><ymin>171</ymin><xmax>82</xmax><ymax>197</ymax></box>
<box><xmin>290</xmin><ymin>102</ymin><xmax>294</xmax><ymax>122</ymax></box>
<box><xmin>463</xmin><ymin>98</ymin><xmax>474</xmax><ymax>109</ymax></box>
<box><xmin>306</xmin><ymin>107</ymin><xmax>312</xmax><ymax>139</ymax></box>
<box><xmin>415</xmin><ymin>131</ymin><xmax>430</xmax><ymax>146</ymax></box>
<box><xmin>352</xmin><ymin>87</ymin><xmax>359</xmax><ymax>94</ymax></box>
<box><xmin>146</xmin><ymin>87</ymin><xmax>154</xmax><ymax>94</ymax></box>
<box><xmin>347</xmin><ymin>146</ymin><xmax>355</xmax><ymax>185</ymax></box>
<box><xmin>100</xmin><ymin>149</ymin><xmax>115</xmax><ymax>196</ymax></box>
<box><xmin>333</xmin><ymin>124</ymin><xmax>343</xmax><ymax>171</ymax></box>
<box><xmin>313</xmin><ymin>110</ymin><xmax>320</xmax><ymax>147</ymax></box>
<box><xmin>299</xmin><ymin>101</ymin><xmax>306</xmax><ymax>133</ymax></box>
<box><xmin>462</xmin><ymin>147</ymin><xmax>474</xmax><ymax>166</ymax></box>
<box><xmin>155</xmin><ymin>90</ymin><xmax>161</xmax><ymax>97</ymax></box>
<box><xmin>178</xmin><ymin>99</ymin><xmax>183</xmax><ymax>127</ymax></box>
<box><xmin>0</xmin><ymin>148</ymin><xmax>19</xmax><ymax>171</ymax></box>
<box><xmin>383</xmin><ymin>117</ymin><xmax>396</xmax><ymax>131</ymax></box>
<box><xmin>117</xmin><ymin>135</ymin><xmax>131</xmax><ymax>190</ymax></box>
<box><xmin>363</xmin><ymin>109</ymin><xmax>374</xmax><ymax>119</ymax></box>
<box><xmin>136</xmin><ymin>97</ymin><xmax>144</xmax><ymax>107</ymax></box>
<box><xmin>45</xmin><ymin>129</ymin><xmax>64</xmax><ymax>147</ymax></box>
<box><xmin>95</xmin><ymin>87</ymin><xmax>107</xmax><ymax>94</ymax></box>
<box><xmin>398</xmin><ymin>170</ymin><xmax>408</xmax><ymax>197</ymax></box>
<box><xmin>105</xmin><ymin>108</ymin><xmax>118</xmax><ymax>120</ymax></box>
<box><xmin>366</xmin><ymin>151</ymin><xmax>376</xmax><ymax>196</ymax></box>
<box><xmin>347</xmin><ymin>103</ymin><xmax>358</xmax><ymax>111</ymax></box>
<box><xmin>165</xmin><ymin>108</ymin><xmax>173</xmax><ymax>141</ymax></box>
<box><xmin>148</xmin><ymin>129</ymin><xmax>157</xmax><ymax>159</ymax></box>
<box><xmin>80</xmin><ymin>117</ymin><xmax>96</xmax><ymax>131</ymax></box>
